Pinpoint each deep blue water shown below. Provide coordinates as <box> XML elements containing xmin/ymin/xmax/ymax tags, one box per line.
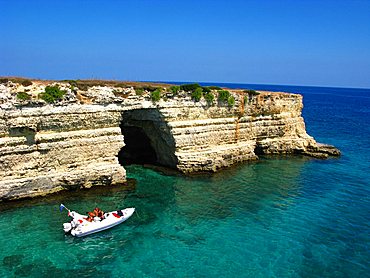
<box><xmin>0</xmin><ymin>84</ymin><xmax>369</xmax><ymax>277</ymax></box>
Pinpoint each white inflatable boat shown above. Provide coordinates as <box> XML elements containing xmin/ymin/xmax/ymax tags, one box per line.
<box><xmin>61</xmin><ymin>205</ymin><xmax>135</xmax><ymax>237</ymax></box>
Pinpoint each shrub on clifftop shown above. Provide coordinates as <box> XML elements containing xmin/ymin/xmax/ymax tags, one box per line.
<box><xmin>151</xmin><ymin>89</ymin><xmax>161</xmax><ymax>102</ymax></box>
<box><xmin>191</xmin><ymin>87</ymin><xmax>203</xmax><ymax>101</ymax></box>
<box><xmin>180</xmin><ymin>83</ymin><xmax>201</xmax><ymax>92</ymax></box>
<box><xmin>201</xmin><ymin>87</ymin><xmax>211</xmax><ymax>93</ymax></box>
<box><xmin>169</xmin><ymin>85</ymin><xmax>180</xmax><ymax>94</ymax></box>
<box><xmin>218</xmin><ymin>90</ymin><xmax>230</xmax><ymax>102</ymax></box>
<box><xmin>204</xmin><ymin>92</ymin><xmax>215</xmax><ymax>104</ymax></box>
<box><xmin>207</xmin><ymin>85</ymin><xmax>222</xmax><ymax>90</ymax></box>
<box><xmin>40</xmin><ymin>85</ymin><xmax>66</xmax><ymax>103</ymax></box>
<box><xmin>218</xmin><ymin>90</ymin><xmax>235</xmax><ymax>107</ymax></box>
<box><xmin>145</xmin><ymin>86</ymin><xmax>157</xmax><ymax>92</ymax></box>
<box><xmin>135</xmin><ymin>87</ymin><xmax>144</xmax><ymax>96</ymax></box>
<box><xmin>227</xmin><ymin>95</ymin><xmax>235</xmax><ymax>107</ymax></box>
<box><xmin>16</xmin><ymin>91</ymin><xmax>31</xmax><ymax>101</ymax></box>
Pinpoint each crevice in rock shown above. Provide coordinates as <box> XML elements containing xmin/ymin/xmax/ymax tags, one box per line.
<box><xmin>118</xmin><ymin>109</ymin><xmax>178</xmax><ymax>168</ymax></box>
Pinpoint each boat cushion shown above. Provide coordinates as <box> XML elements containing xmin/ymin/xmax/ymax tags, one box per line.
<box><xmin>112</xmin><ymin>212</ymin><xmax>121</xmax><ymax>218</ymax></box>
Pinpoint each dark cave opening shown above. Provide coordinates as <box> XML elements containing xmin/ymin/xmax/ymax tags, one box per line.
<box><xmin>254</xmin><ymin>144</ymin><xmax>264</xmax><ymax>155</ymax></box>
<box><xmin>118</xmin><ymin>126</ymin><xmax>157</xmax><ymax>166</ymax></box>
<box><xmin>118</xmin><ymin>109</ymin><xmax>178</xmax><ymax>168</ymax></box>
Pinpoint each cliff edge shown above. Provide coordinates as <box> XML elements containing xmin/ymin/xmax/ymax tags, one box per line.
<box><xmin>0</xmin><ymin>79</ymin><xmax>340</xmax><ymax>201</ymax></box>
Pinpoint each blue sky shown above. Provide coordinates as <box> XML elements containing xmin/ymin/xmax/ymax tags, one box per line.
<box><xmin>1</xmin><ymin>0</ymin><xmax>369</xmax><ymax>88</ymax></box>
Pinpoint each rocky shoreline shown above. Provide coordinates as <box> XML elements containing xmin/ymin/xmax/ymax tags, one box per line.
<box><xmin>0</xmin><ymin>78</ymin><xmax>340</xmax><ymax>201</ymax></box>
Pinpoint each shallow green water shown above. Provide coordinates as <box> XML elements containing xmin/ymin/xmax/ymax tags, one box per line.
<box><xmin>0</xmin><ymin>156</ymin><xmax>367</xmax><ymax>277</ymax></box>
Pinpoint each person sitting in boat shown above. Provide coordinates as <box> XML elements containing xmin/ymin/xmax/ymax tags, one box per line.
<box><xmin>86</xmin><ymin>211</ymin><xmax>95</xmax><ymax>222</ymax></box>
<box><xmin>93</xmin><ymin>207</ymin><xmax>105</xmax><ymax>219</ymax></box>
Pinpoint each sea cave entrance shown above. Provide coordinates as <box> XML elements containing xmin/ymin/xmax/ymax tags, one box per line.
<box><xmin>118</xmin><ymin>126</ymin><xmax>157</xmax><ymax>165</ymax></box>
<box><xmin>118</xmin><ymin>109</ymin><xmax>178</xmax><ymax>168</ymax></box>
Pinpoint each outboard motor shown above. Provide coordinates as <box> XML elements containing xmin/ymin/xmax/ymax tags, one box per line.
<box><xmin>63</xmin><ymin>223</ymin><xmax>72</xmax><ymax>233</ymax></box>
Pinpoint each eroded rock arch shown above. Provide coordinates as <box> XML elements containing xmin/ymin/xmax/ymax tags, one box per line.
<box><xmin>118</xmin><ymin>109</ymin><xmax>178</xmax><ymax>168</ymax></box>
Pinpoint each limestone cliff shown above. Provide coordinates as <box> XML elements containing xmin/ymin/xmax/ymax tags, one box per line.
<box><xmin>0</xmin><ymin>79</ymin><xmax>340</xmax><ymax>201</ymax></box>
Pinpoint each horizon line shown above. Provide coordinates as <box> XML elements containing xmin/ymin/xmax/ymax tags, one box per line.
<box><xmin>1</xmin><ymin>75</ymin><xmax>369</xmax><ymax>90</ymax></box>
<box><xmin>146</xmin><ymin>80</ymin><xmax>370</xmax><ymax>90</ymax></box>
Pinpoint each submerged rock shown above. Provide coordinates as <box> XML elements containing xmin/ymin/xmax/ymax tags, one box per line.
<box><xmin>2</xmin><ymin>254</ymin><xmax>24</xmax><ymax>269</ymax></box>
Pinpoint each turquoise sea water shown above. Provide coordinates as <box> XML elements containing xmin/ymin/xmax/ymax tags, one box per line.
<box><xmin>0</xmin><ymin>84</ymin><xmax>369</xmax><ymax>277</ymax></box>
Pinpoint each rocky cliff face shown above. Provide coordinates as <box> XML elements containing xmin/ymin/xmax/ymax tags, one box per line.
<box><xmin>0</xmin><ymin>104</ymin><xmax>125</xmax><ymax>200</ymax></box>
<box><xmin>0</xmin><ymin>80</ymin><xmax>340</xmax><ymax>200</ymax></box>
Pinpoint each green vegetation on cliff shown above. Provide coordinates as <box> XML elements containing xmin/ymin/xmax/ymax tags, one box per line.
<box><xmin>16</xmin><ymin>92</ymin><xmax>31</xmax><ymax>101</ymax></box>
<box><xmin>204</xmin><ymin>92</ymin><xmax>215</xmax><ymax>104</ymax></box>
<box><xmin>40</xmin><ymin>85</ymin><xmax>66</xmax><ymax>103</ymax></box>
<box><xmin>0</xmin><ymin>78</ymin><xmax>246</xmax><ymax>108</ymax></box>
<box><xmin>151</xmin><ymin>88</ymin><xmax>161</xmax><ymax>102</ymax></box>
<box><xmin>134</xmin><ymin>87</ymin><xmax>144</xmax><ymax>95</ymax></box>
<box><xmin>217</xmin><ymin>90</ymin><xmax>235</xmax><ymax>107</ymax></box>
<box><xmin>180</xmin><ymin>83</ymin><xmax>201</xmax><ymax>92</ymax></box>
<box><xmin>191</xmin><ymin>87</ymin><xmax>203</xmax><ymax>101</ymax></box>
<box><xmin>218</xmin><ymin>90</ymin><xmax>230</xmax><ymax>102</ymax></box>
<box><xmin>208</xmin><ymin>85</ymin><xmax>222</xmax><ymax>90</ymax></box>
<box><xmin>227</xmin><ymin>95</ymin><xmax>235</xmax><ymax>107</ymax></box>
<box><xmin>179</xmin><ymin>83</ymin><xmax>214</xmax><ymax>94</ymax></box>
<box><xmin>169</xmin><ymin>85</ymin><xmax>180</xmax><ymax>94</ymax></box>
<box><xmin>202</xmin><ymin>87</ymin><xmax>211</xmax><ymax>93</ymax></box>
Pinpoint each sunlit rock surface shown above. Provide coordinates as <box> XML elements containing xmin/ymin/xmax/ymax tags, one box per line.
<box><xmin>0</xmin><ymin>80</ymin><xmax>340</xmax><ymax>200</ymax></box>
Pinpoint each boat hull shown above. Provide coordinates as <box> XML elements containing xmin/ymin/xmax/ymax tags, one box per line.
<box><xmin>65</xmin><ymin>208</ymin><xmax>135</xmax><ymax>237</ymax></box>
